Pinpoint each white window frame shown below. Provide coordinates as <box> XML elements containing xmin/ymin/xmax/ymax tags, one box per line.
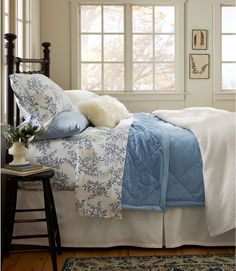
<box><xmin>213</xmin><ymin>0</ymin><xmax>236</xmax><ymax>99</ymax></box>
<box><xmin>15</xmin><ymin>0</ymin><xmax>40</xmax><ymax>61</ymax></box>
<box><xmin>70</xmin><ymin>0</ymin><xmax>185</xmax><ymax>99</ymax></box>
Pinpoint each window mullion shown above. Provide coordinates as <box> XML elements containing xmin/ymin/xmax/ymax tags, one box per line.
<box><xmin>125</xmin><ymin>4</ymin><xmax>132</xmax><ymax>92</ymax></box>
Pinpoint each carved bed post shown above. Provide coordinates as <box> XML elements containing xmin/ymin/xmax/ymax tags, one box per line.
<box><xmin>42</xmin><ymin>42</ymin><xmax>51</xmax><ymax>77</ymax></box>
<box><xmin>4</xmin><ymin>34</ymin><xmax>51</xmax><ymax>127</ymax></box>
<box><xmin>4</xmin><ymin>33</ymin><xmax>17</xmax><ymax>126</ymax></box>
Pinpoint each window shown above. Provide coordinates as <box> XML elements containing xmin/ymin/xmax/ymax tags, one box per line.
<box><xmin>132</xmin><ymin>6</ymin><xmax>175</xmax><ymax>91</ymax></box>
<box><xmin>16</xmin><ymin>0</ymin><xmax>31</xmax><ymax>59</ymax></box>
<box><xmin>4</xmin><ymin>0</ymin><xmax>10</xmax><ymax>33</ymax></box>
<box><xmin>221</xmin><ymin>6</ymin><xmax>236</xmax><ymax>90</ymax></box>
<box><xmin>1</xmin><ymin>0</ymin><xmax>10</xmax><ymax>123</ymax></box>
<box><xmin>16</xmin><ymin>0</ymin><xmax>24</xmax><ymax>57</ymax></box>
<box><xmin>1</xmin><ymin>0</ymin><xmax>39</xmax><ymax>123</ymax></box>
<box><xmin>80</xmin><ymin>5</ymin><xmax>125</xmax><ymax>91</ymax></box>
<box><xmin>213</xmin><ymin>0</ymin><xmax>236</xmax><ymax>93</ymax></box>
<box><xmin>73</xmin><ymin>0</ymin><xmax>184</xmax><ymax>94</ymax></box>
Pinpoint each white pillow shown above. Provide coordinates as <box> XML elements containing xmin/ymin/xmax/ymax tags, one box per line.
<box><xmin>78</xmin><ymin>95</ymin><xmax>131</xmax><ymax>128</ymax></box>
<box><xmin>64</xmin><ymin>90</ymin><xmax>99</xmax><ymax>111</ymax></box>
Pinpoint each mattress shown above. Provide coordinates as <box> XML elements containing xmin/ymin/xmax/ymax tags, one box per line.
<box><xmin>13</xmin><ymin>189</ymin><xmax>235</xmax><ymax>248</ymax></box>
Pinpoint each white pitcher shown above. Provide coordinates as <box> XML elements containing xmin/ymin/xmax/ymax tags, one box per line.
<box><xmin>8</xmin><ymin>142</ymin><xmax>29</xmax><ymax>165</ymax></box>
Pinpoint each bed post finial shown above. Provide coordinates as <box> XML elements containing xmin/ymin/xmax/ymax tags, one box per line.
<box><xmin>4</xmin><ymin>33</ymin><xmax>17</xmax><ymax>126</ymax></box>
<box><xmin>42</xmin><ymin>42</ymin><xmax>51</xmax><ymax>77</ymax></box>
<box><xmin>4</xmin><ymin>33</ymin><xmax>17</xmax><ymax>43</ymax></box>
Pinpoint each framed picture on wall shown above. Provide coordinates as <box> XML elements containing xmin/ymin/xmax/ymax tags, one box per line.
<box><xmin>189</xmin><ymin>54</ymin><xmax>209</xmax><ymax>79</ymax></box>
<box><xmin>192</xmin><ymin>29</ymin><xmax>207</xmax><ymax>50</ymax></box>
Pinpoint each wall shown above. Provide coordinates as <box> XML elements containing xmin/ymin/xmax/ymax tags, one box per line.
<box><xmin>40</xmin><ymin>0</ymin><xmax>71</xmax><ymax>88</ymax></box>
<box><xmin>185</xmin><ymin>0</ymin><xmax>213</xmax><ymax>108</ymax></box>
<box><xmin>40</xmin><ymin>0</ymin><xmax>235</xmax><ymax>112</ymax></box>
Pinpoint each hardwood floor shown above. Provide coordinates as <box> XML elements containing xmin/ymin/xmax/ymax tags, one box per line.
<box><xmin>2</xmin><ymin>246</ymin><xmax>235</xmax><ymax>271</ymax></box>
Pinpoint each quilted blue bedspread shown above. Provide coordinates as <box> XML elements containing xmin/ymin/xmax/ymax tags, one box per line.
<box><xmin>122</xmin><ymin>113</ymin><xmax>205</xmax><ymax>211</ymax></box>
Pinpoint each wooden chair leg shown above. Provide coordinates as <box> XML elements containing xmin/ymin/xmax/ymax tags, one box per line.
<box><xmin>47</xmin><ymin>180</ymin><xmax>62</xmax><ymax>255</ymax></box>
<box><xmin>4</xmin><ymin>179</ymin><xmax>12</xmax><ymax>257</ymax></box>
<box><xmin>43</xmin><ymin>179</ymin><xmax>58</xmax><ymax>271</ymax></box>
<box><xmin>5</xmin><ymin>179</ymin><xmax>18</xmax><ymax>256</ymax></box>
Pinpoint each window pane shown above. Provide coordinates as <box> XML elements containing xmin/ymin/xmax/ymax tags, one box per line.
<box><xmin>25</xmin><ymin>0</ymin><xmax>31</xmax><ymax>58</ymax></box>
<box><xmin>104</xmin><ymin>64</ymin><xmax>124</xmax><ymax>90</ymax></box>
<box><xmin>81</xmin><ymin>5</ymin><xmax>101</xmax><ymax>33</ymax></box>
<box><xmin>25</xmin><ymin>22</ymin><xmax>31</xmax><ymax>58</ymax></box>
<box><xmin>4</xmin><ymin>15</ymin><xmax>9</xmax><ymax>33</ymax></box>
<box><xmin>222</xmin><ymin>63</ymin><xmax>236</xmax><ymax>89</ymax></box>
<box><xmin>81</xmin><ymin>35</ymin><xmax>101</xmax><ymax>61</ymax></box>
<box><xmin>82</xmin><ymin>64</ymin><xmax>102</xmax><ymax>90</ymax></box>
<box><xmin>17</xmin><ymin>0</ymin><xmax>23</xmax><ymax>20</ymax></box>
<box><xmin>4</xmin><ymin>0</ymin><xmax>9</xmax><ymax>13</ymax></box>
<box><xmin>222</xmin><ymin>7</ymin><xmax>236</xmax><ymax>33</ymax></box>
<box><xmin>17</xmin><ymin>21</ymin><xmax>23</xmax><ymax>57</ymax></box>
<box><xmin>104</xmin><ymin>6</ymin><xmax>124</xmax><ymax>33</ymax></box>
<box><xmin>133</xmin><ymin>6</ymin><xmax>153</xmax><ymax>33</ymax></box>
<box><xmin>133</xmin><ymin>64</ymin><xmax>153</xmax><ymax>90</ymax></box>
<box><xmin>104</xmin><ymin>35</ymin><xmax>124</xmax><ymax>61</ymax></box>
<box><xmin>155</xmin><ymin>6</ymin><xmax>175</xmax><ymax>33</ymax></box>
<box><xmin>133</xmin><ymin>35</ymin><xmax>153</xmax><ymax>61</ymax></box>
<box><xmin>155</xmin><ymin>35</ymin><xmax>175</xmax><ymax>61</ymax></box>
<box><xmin>222</xmin><ymin>35</ymin><xmax>236</xmax><ymax>61</ymax></box>
<box><xmin>155</xmin><ymin>63</ymin><xmax>175</xmax><ymax>90</ymax></box>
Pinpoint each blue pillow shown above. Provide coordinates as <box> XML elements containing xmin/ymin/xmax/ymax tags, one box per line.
<box><xmin>36</xmin><ymin>111</ymin><xmax>89</xmax><ymax>140</ymax></box>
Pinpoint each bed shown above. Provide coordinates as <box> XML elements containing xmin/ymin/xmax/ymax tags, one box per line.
<box><xmin>3</xmin><ymin>33</ymin><xmax>235</xmax><ymax>248</ymax></box>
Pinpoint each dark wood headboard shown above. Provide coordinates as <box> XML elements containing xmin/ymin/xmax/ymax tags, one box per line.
<box><xmin>4</xmin><ymin>33</ymin><xmax>51</xmax><ymax>126</ymax></box>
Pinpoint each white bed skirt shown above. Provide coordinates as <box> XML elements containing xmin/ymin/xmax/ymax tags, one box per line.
<box><xmin>13</xmin><ymin>190</ymin><xmax>235</xmax><ymax>248</ymax></box>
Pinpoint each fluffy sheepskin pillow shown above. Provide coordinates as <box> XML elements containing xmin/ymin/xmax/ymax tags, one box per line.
<box><xmin>78</xmin><ymin>95</ymin><xmax>131</xmax><ymax>128</ymax></box>
<box><xmin>64</xmin><ymin>90</ymin><xmax>99</xmax><ymax>111</ymax></box>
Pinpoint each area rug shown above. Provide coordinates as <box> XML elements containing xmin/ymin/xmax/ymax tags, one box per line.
<box><xmin>62</xmin><ymin>254</ymin><xmax>235</xmax><ymax>271</ymax></box>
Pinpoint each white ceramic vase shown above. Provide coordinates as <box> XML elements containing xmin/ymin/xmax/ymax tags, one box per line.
<box><xmin>8</xmin><ymin>142</ymin><xmax>29</xmax><ymax>166</ymax></box>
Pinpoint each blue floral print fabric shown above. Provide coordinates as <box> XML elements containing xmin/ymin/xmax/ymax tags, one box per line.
<box><xmin>26</xmin><ymin>119</ymin><xmax>133</xmax><ymax>219</ymax></box>
<box><xmin>10</xmin><ymin>73</ymin><xmax>74</xmax><ymax>127</ymax></box>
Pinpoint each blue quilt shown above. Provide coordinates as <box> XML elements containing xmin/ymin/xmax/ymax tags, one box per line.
<box><xmin>122</xmin><ymin>113</ymin><xmax>205</xmax><ymax>211</ymax></box>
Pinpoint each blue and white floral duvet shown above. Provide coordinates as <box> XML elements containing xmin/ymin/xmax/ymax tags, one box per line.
<box><xmin>26</xmin><ymin>113</ymin><xmax>205</xmax><ymax>219</ymax></box>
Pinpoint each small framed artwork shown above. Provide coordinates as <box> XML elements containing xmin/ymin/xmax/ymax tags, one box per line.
<box><xmin>192</xmin><ymin>29</ymin><xmax>207</xmax><ymax>50</ymax></box>
<box><xmin>189</xmin><ymin>54</ymin><xmax>209</xmax><ymax>79</ymax></box>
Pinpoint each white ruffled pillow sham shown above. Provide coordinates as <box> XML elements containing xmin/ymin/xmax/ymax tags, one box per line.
<box><xmin>10</xmin><ymin>73</ymin><xmax>74</xmax><ymax>127</ymax></box>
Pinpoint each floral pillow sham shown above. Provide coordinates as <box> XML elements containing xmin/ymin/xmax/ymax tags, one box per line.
<box><xmin>10</xmin><ymin>73</ymin><xmax>74</xmax><ymax>128</ymax></box>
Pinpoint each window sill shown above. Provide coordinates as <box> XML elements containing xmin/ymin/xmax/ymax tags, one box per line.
<box><xmin>95</xmin><ymin>92</ymin><xmax>185</xmax><ymax>101</ymax></box>
<box><xmin>214</xmin><ymin>92</ymin><xmax>236</xmax><ymax>101</ymax></box>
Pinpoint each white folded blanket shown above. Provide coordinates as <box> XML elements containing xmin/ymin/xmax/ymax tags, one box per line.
<box><xmin>153</xmin><ymin>107</ymin><xmax>236</xmax><ymax>236</ymax></box>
